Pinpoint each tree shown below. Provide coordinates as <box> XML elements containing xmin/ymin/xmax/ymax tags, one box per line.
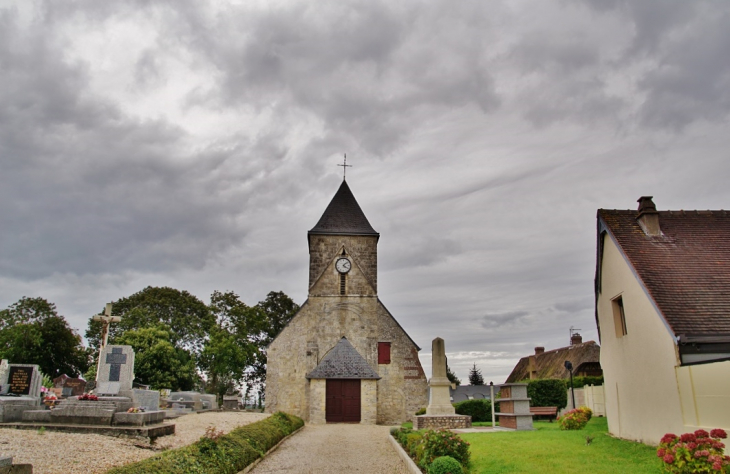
<box><xmin>85</xmin><ymin>286</ymin><xmax>215</xmax><ymax>354</ymax></box>
<box><xmin>115</xmin><ymin>325</ymin><xmax>198</xmax><ymax>390</ymax></box>
<box><xmin>200</xmin><ymin>291</ymin><xmax>261</xmax><ymax>399</ymax></box>
<box><xmin>468</xmin><ymin>363</ymin><xmax>485</xmax><ymax>385</ymax></box>
<box><xmin>0</xmin><ymin>297</ymin><xmax>91</xmax><ymax>377</ymax></box>
<box><xmin>247</xmin><ymin>291</ymin><xmax>299</xmax><ymax>394</ymax></box>
<box><xmin>447</xmin><ymin>363</ymin><xmax>461</xmax><ymax>386</ymax></box>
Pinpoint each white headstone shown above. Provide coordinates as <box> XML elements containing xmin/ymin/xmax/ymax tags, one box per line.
<box><xmin>96</xmin><ymin>345</ymin><xmax>135</xmax><ymax>394</ymax></box>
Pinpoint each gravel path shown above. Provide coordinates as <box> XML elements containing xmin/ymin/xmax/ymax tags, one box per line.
<box><xmin>251</xmin><ymin>424</ymin><xmax>409</xmax><ymax>474</ymax></box>
<box><xmin>0</xmin><ymin>411</ymin><xmax>269</xmax><ymax>474</ymax></box>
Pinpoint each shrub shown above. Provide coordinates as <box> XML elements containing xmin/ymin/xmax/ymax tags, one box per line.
<box><xmin>420</xmin><ymin>429</ymin><xmax>470</xmax><ymax>470</ymax></box>
<box><xmin>526</xmin><ymin>379</ymin><xmax>568</xmax><ymax>409</ymax></box>
<box><xmin>572</xmin><ymin>375</ymin><xmax>604</xmax><ymax>388</ymax></box>
<box><xmin>428</xmin><ymin>455</ymin><xmax>463</xmax><ymax>474</ymax></box>
<box><xmin>106</xmin><ymin>412</ymin><xmax>303</xmax><ymax>474</ymax></box>
<box><xmin>576</xmin><ymin>406</ymin><xmax>592</xmax><ymax>422</ymax></box>
<box><xmin>558</xmin><ymin>408</ymin><xmax>589</xmax><ymax>431</ymax></box>
<box><xmin>657</xmin><ymin>429</ymin><xmax>730</xmax><ymax>473</ymax></box>
<box><xmin>453</xmin><ymin>399</ymin><xmax>491</xmax><ymax>422</ymax></box>
<box><xmin>416</xmin><ymin>407</ymin><xmax>427</xmax><ymax>415</ymax></box>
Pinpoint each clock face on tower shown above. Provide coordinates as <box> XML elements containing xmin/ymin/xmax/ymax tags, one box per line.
<box><xmin>335</xmin><ymin>257</ymin><xmax>351</xmax><ymax>274</ymax></box>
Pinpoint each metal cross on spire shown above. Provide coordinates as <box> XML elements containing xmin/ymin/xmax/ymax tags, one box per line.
<box><xmin>337</xmin><ymin>154</ymin><xmax>352</xmax><ymax>180</ymax></box>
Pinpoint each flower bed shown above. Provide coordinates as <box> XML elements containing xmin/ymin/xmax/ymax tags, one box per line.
<box><xmin>106</xmin><ymin>411</ymin><xmax>303</xmax><ymax>474</ymax></box>
<box><xmin>657</xmin><ymin>428</ymin><xmax>730</xmax><ymax>473</ymax></box>
<box><xmin>391</xmin><ymin>427</ymin><xmax>470</xmax><ymax>473</ymax></box>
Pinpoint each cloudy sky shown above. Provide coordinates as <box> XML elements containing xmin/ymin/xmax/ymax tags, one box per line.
<box><xmin>2</xmin><ymin>0</ymin><xmax>729</xmax><ymax>384</ymax></box>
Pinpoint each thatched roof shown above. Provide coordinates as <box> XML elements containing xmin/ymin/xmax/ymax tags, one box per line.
<box><xmin>505</xmin><ymin>340</ymin><xmax>601</xmax><ymax>383</ymax></box>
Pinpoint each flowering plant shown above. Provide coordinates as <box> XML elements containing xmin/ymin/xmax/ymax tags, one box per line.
<box><xmin>658</xmin><ymin>429</ymin><xmax>730</xmax><ymax>473</ymax></box>
<box><xmin>127</xmin><ymin>407</ymin><xmax>146</xmax><ymax>413</ymax></box>
<box><xmin>79</xmin><ymin>393</ymin><xmax>98</xmax><ymax>401</ymax></box>
<box><xmin>419</xmin><ymin>428</ymin><xmax>470</xmax><ymax>470</ymax></box>
<box><xmin>558</xmin><ymin>408</ymin><xmax>590</xmax><ymax>430</ymax></box>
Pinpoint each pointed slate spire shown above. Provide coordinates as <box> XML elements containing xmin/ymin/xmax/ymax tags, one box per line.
<box><xmin>306</xmin><ymin>337</ymin><xmax>380</xmax><ymax>379</ymax></box>
<box><xmin>309</xmin><ymin>181</ymin><xmax>379</xmax><ymax>236</ymax></box>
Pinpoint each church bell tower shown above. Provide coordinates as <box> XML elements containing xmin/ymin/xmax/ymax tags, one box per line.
<box><xmin>307</xmin><ymin>180</ymin><xmax>380</xmax><ymax>298</ymax></box>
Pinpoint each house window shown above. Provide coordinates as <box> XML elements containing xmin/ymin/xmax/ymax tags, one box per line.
<box><xmin>340</xmin><ymin>273</ymin><xmax>346</xmax><ymax>295</ymax></box>
<box><xmin>612</xmin><ymin>296</ymin><xmax>627</xmax><ymax>337</ymax></box>
<box><xmin>378</xmin><ymin>342</ymin><xmax>391</xmax><ymax>364</ymax></box>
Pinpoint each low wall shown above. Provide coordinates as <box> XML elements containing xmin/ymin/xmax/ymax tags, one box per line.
<box><xmin>414</xmin><ymin>415</ymin><xmax>471</xmax><ymax>430</ymax></box>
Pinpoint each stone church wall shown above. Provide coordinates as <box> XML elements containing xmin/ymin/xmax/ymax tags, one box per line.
<box><xmin>308</xmin><ymin>235</ymin><xmax>378</xmax><ymax>291</ymax></box>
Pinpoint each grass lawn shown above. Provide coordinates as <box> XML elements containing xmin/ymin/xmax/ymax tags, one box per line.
<box><xmin>462</xmin><ymin>417</ymin><xmax>659</xmax><ymax>474</ymax></box>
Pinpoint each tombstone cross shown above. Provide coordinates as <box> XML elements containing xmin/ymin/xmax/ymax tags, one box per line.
<box><xmin>92</xmin><ymin>303</ymin><xmax>122</xmax><ymax>349</ymax></box>
<box><xmin>106</xmin><ymin>348</ymin><xmax>128</xmax><ymax>382</ymax></box>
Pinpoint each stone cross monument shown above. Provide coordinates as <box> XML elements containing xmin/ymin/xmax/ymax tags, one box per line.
<box><xmin>426</xmin><ymin>337</ymin><xmax>455</xmax><ymax>415</ymax></box>
<box><xmin>92</xmin><ymin>303</ymin><xmax>122</xmax><ymax>349</ymax></box>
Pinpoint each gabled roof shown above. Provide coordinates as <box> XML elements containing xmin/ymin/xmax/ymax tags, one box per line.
<box><xmin>598</xmin><ymin>208</ymin><xmax>730</xmax><ymax>336</ymax></box>
<box><xmin>309</xmin><ymin>181</ymin><xmax>379</xmax><ymax>236</ymax></box>
<box><xmin>306</xmin><ymin>337</ymin><xmax>380</xmax><ymax>380</ymax></box>
<box><xmin>505</xmin><ymin>341</ymin><xmax>601</xmax><ymax>383</ymax></box>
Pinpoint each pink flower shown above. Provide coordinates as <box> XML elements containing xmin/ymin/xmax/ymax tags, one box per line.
<box><xmin>657</xmin><ymin>448</ymin><xmax>666</xmax><ymax>457</ymax></box>
<box><xmin>661</xmin><ymin>433</ymin><xmax>679</xmax><ymax>444</ymax></box>
<box><xmin>711</xmin><ymin>429</ymin><xmax>727</xmax><ymax>439</ymax></box>
<box><xmin>712</xmin><ymin>462</ymin><xmax>723</xmax><ymax>471</ymax></box>
<box><xmin>688</xmin><ymin>442</ymin><xmax>697</xmax><ymax>449</ymax></box>
<box><xmin>663</xmin><ymin>454</ymin><xmax>675</xmax><ymax>464</ymax></box>
<box><xmin>695</xmin><ymin>429</ymin><xmax>710</xmax><ymax>438</ymax></box>
<box><xmin>681</xmin><ymin>433</ymin><xmax>697</xmax><ymax>443</ymax></box>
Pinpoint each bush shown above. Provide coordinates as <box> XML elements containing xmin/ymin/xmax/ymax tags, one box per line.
<box><xmin>526</xmin><ymin>379</ymin><xmax>568</xmax><ymax>409</ymax></box>
<box><xmin>576</xmin><ymin>406</ymin><xmax>592</xmax><ymax>422</ymax></box>
<box><xmin>572</xmin><ymin>375</ymin><xmax>604</xmax><ymax>388</ymax></box>
<box><xmin>420</xmin><ymin>429</ymin><xmax>470</xmax><ymax>470</ymax></box>
<box><xmin>657</xmin><ymin>429</ymin><xmax>730</xmax><ymax>473</ymax></box>
<box><xmin>453</xmin><ymin>399</ymin><xmax>491</xmax><ymax>422</ymax></box>
<box><xmin>558</xmin><ymin>409</ymin><xmax>589</xmax><ymax>431</ymax></box>
<box><xmin>429</xmin><ymin>455</ymin><xmax>463</xmax><ymax>474</ymax></box>
<box><xmin>416</xmin><ymin>407</ymin><xmax>427</xmax><ymax>415</ymax></box>
<box><xmin>106</xmin><ymin>412</ymin><xmax>303</xmax><ymax>473</ymax></box>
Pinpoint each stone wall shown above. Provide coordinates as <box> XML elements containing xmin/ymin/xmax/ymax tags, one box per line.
<box><xmin>309</xmin><ymin>379</ymin><xmax>326</xmax><ymax>424</ymax></box>
<box><xmin>308</xmin><ymin>235</ymin><xmax>378</xmax><ymax>292</ymax></box>
<box><xmin>265</xmin><ymin>297</ymin><xmax>427</xmax><ymax>423</ymax></box>
<box><xmin>361</xmin><ymin>380</ymin><xmax>377</xmax><ymax>424</ymax></box>
<box><xmin>414</xmin><ymin>415</ymin><xmax>472</xmax><ymax>430</ymax></box>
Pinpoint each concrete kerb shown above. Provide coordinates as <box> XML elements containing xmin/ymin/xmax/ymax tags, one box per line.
<box><xmin>388</xmin><ymin>433</ymin><xmax>422</xmax><ymax>474</ymax></box>
<box><xmin>238</xmin><ymin>425</ymin><xmax>304</xmax><ymax>474</ymax></box>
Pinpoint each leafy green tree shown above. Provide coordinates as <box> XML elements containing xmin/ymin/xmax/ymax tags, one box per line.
<box><xmin>468</xmin><ymin>363</ymin><xmax>485</xmax><ymax>385</ymax></box>
<box><xmin>115</xmin><ymin>325</ymin><xmax>198</xmax><ymax>390</ymax></box>
<box><xmin>85</xmin><ymin>286</ymin><xmax>215</xmax><ymax>354</ymax></box>
<box><xmin>200</xmin><ymin>291</ymin><xmax>261</xmax><ymax>399</ymax></box>
<box><xmin>446</xmin><ymin>363</ymin><xmax>461</xmax><ymax>386</ymax></box>
<box><xmin>0</xmin><ymin>297</ymin><xmax>91</xmax><ymax>377</ymax></box>
<box><xmin>248</xmin><ymin>291</ymin><xmax>299</xmax><ymax>393</ymax></box>
<box><xmin>526</xmin><ymin>379</ymin><xmax>568</xmax><ymax>409</ymax></box>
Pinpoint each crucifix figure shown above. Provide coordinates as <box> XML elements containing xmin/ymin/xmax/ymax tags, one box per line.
<box><xmin>92</xmin><ymin>303</ymin><xmax>122</xmax><ymax>349</ymax></box>
<box><xmin>338</xmin><ymin>153</ymin><xmax>352</xmax><ymax>180</ymax></box>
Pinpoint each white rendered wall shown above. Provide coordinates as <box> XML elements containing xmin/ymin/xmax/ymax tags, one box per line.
<box><xmin>597</xmin><ymin>235</ymin><xmax>684</xmax><ymax>444</ymax></box>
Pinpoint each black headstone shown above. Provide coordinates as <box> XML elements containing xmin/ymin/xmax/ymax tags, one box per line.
<box><xmin>8</xmin><ymin>366</ymin><xmax>33</xmax><ymax>395</ymax></box>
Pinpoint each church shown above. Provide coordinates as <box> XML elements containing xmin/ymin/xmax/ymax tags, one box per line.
<box><xmin>265</xmin><ymin>179</ymin><xmax>428</xmax><ymax>424</ymax></box>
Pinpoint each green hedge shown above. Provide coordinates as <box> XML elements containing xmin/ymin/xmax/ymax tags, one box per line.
<box><xmin>106</xmin><ymin>412</ymin><xmax>303</xmax><ymax>474</ymax></box>
<box><xmin>453</xmin><ymin>399</ymin><xmax>492</xmax><ymax>422</ymax></box>
<box><xmin>526</xmin><ymin>379</ymin><xmax>568</xmax><ymax>409</ymax></box>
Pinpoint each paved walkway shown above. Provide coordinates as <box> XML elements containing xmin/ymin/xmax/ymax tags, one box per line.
<box><xmin>251</xmin><ymin>424</ymin><xmax>409</xmax><ymax>473</ymax></box>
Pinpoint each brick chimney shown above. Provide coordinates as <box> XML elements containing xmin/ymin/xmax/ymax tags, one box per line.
<box><xmin>570</xmin><ymin>333</ymin><xmax>582</xmax><ymax>345</ymax></box>
<box><xmin>534</xmin><ymin>347</ymin><xmax>545</xmax><ymax>355</ymax></box>
<box><xmin>637</xmin><ymin>196</ymin><xmax>662</xmax><ymax>236</ymax></box>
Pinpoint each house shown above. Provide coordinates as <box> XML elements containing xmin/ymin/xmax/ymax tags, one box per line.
<box><xmin>265</xmin><ymin>180</ymin><xmax>428</xmax><ymax>424</ymax></box>
<box><xmin>595</xmin><ymin>196</ymin><xmax>730</xmax><ymax>443</ymax></box>
<box><xmin>504</xmin><ymin>333</ymin><xmax>602</xmax><ymax>383</ymax></box>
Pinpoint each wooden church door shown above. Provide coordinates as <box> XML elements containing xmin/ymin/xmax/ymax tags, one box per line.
<box><xmin>326</xmin><ymin>379</ymin><xmax>361</xmax><ymax>423</ymax></box>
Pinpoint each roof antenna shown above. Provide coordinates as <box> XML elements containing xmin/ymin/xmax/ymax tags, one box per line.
<box><xmin>338</xmin><ymin>153</ymin><xmax>352</xmax><ymax>180</ymax></box>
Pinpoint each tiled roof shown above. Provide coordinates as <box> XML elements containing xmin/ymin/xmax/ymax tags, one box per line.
<box><xmin>306</xmin><ymin>337</ymin><xmax>380</xmax><ymax>380</ymax></box>
<box><xmin>598</xmin><ymin>208</ymin><xmax>730</xmax><ymax>336</ymax></box>
<box><xmin>309</xmin><ymin>181</ymin><xmax>379</xmax><ymax>236</ymax></box>
<box><xmin>505</xmin><ymin>341</ymin><xmax>601</xmax><ymax>383</ymax></box>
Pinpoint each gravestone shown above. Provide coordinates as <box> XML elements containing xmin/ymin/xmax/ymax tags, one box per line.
<box><xmin>0</xmin><ymin>364</ymin><xmax>42</xmax><ymax>422</ymax></box>
<box><xmin>96</xmin><ymin>345</ymin><xmax>134</xmax><ymax>395</ymax></box>
<box><xmin>4</xmin><ymin>365</ymin><xmax>41</xmax><ymax>398</ymax></box>
<box><xmin>53</xmin><ymin>374</ymin><xmax>87</xmax><ymax>398</ymax></box>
